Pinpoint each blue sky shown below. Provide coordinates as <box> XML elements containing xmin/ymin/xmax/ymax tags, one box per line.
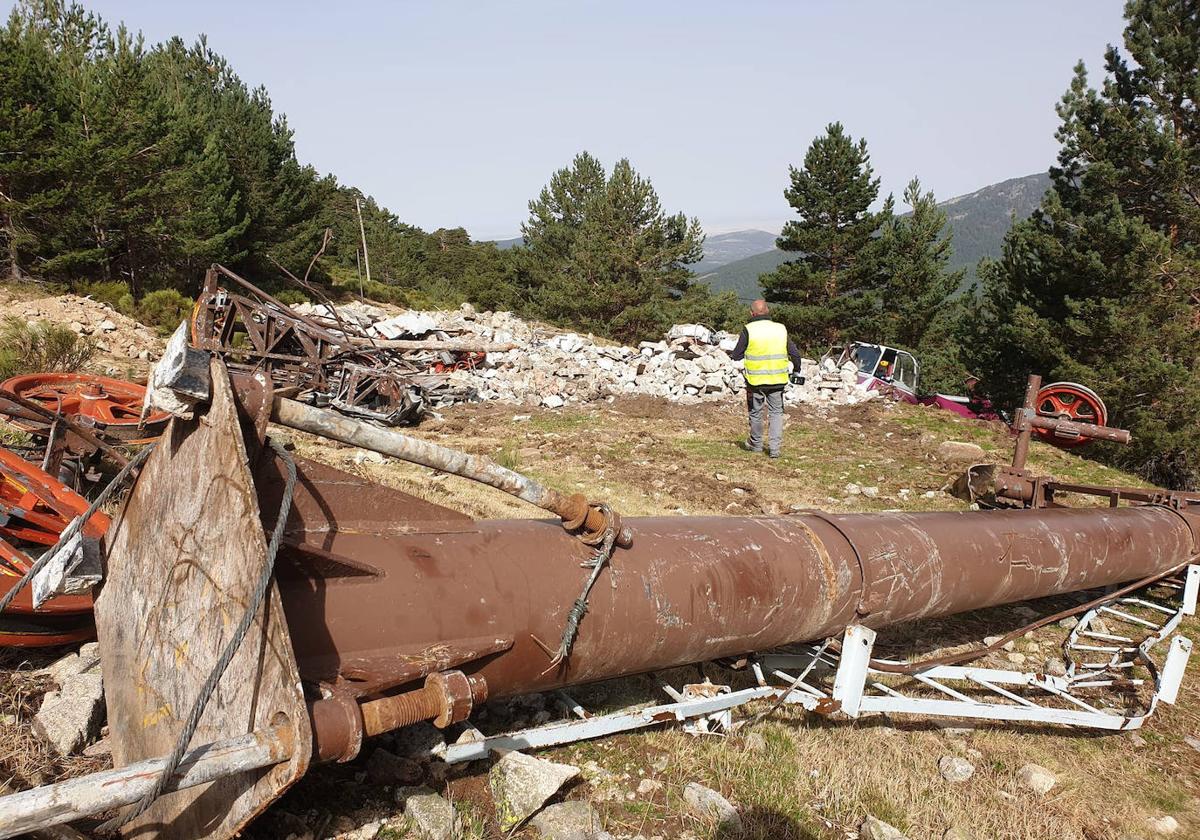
<box><xmin>70</xmin><ymin>1</ymin><xmax>1125</xmax><ymax>239</ymax></box>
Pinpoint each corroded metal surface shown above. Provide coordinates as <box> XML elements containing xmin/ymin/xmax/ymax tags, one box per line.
<box><xmin>258</xmin><ymin>444</ymin><xmax>1199</xmax><ymax>717</ymax></box>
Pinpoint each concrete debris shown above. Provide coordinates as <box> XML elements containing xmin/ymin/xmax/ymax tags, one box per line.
<box><xmin>489</xmin><ymin>751</ymin><xmax>581</xmax><ymax>830</ymax></box>
<box><xmin>938</xmin><ymin>755</ymin><xmax>975</xmax><ymax>783</ymax></box>
<box><xmin>860</xmin><ymin>815</ymin><xmax>909</xmax><ymax>840</ymax></box>
<box><xmin>33</xmin><ymin>670</ymin><xmax>104</xmax><ymax>755</ymax></box>
<box><xmin>396</xmin><ymin>786</ymin><xmax>460</xmax><ymax>840</ymax></box>
<box><xmin>682</xmin><ymin>782</ymin><xmax>742</xmax><ymax>833</ymax></box>
<box><xmin>529</xmin><ymin>800</ymin><xmax>603</xmax><ymax>840</ymax></box>
<box><xmin>37</xmin><ymin>641</ymin><xmax>101</xmax><ymax>686</ymax></box>
<box><xmin>1016</xmin><ymin>763</ymin><xmax>1057</xmax><ymax>795</ymax></box>
<box><xmin>293</xmin><ymin>303</ymin><xmax>877</xmax><ymax>409</ymax></box>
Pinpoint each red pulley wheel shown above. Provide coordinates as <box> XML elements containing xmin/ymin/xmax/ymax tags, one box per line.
<box><xmin>1033</xmin><ymin>382</ymin><xmax>1108</xmax><ymax>449</ymax></box>
<box><xmin>1</xmin><ymin>371</ymin><xmax>169</xmax><ymax>443</ymax></box>
<box><xmin>0</xmin><ymin>449</ymin><xmax>106</xmax><ymax>646</ymax></box>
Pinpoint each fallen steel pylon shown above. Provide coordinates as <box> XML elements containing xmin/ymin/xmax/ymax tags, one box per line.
<box><xmin>0</xmin><ymin>349</ymin><xmax>1196</xmax><ymax>838</ymax></box>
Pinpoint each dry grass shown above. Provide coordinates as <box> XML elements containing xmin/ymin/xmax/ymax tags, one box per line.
<box><xmin>0</xmin><ymin>647</ymin><xmax>107</xmax><ymax>794</ymax></box>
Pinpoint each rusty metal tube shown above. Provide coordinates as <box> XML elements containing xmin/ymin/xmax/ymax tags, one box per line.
<box><xmin>277</xmin><ymin>499</ymin><xmax>1199</xmax><ymax>713</ymax></box>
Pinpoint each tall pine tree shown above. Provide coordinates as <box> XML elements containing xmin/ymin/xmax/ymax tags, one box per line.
<box><xmin>519</xmin><ymin>152</ymin><xmax>708</xmax><ymax>342</ymax></box>
<box><xmin>965</xmin><ymin>0</ymin><xmax>1200</xmax><ymax>489</ymax></box>
<box><xmin>761</xmin><ymin>123</ymin><xmax>892</xmax><ymax>348</ymax></box>
<box><xmin>871</xmin><ymin>177</ymin><xmax>964</xmax><ymax>350</ymax></box>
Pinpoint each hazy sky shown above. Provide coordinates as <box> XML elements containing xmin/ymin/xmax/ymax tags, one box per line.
<box><xmin>71</xmin><ymin>1</ymin><xmax>1126</xmax><ymax>239</ymax></box>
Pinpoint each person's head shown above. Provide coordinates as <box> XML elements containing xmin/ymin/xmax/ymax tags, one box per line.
<box><xmin>750</xmin><ymin>299</ymin><xmax>769</xmax><ymax>317</ymax></box>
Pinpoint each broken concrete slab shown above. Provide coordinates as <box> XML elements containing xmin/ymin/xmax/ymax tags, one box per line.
<box><xmin>34</xmin><ymin>670</ymin><xmax>104</xmax><ymax>755</ymax></box>
<box><xmin>37</xmin><ymin>641</ymin><xmax>101</xmax><ymax>687</ymax></box>
<box><xmin>489</xmin><ymin>750</ymin><xmax>581</xmax><ymax>830</ymax></box>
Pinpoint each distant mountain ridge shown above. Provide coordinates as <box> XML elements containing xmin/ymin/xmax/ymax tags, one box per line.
<box><xmin>697</xmin><ymin>171</ymin><xmax>1052</xmax><ymax>300</ymax></box>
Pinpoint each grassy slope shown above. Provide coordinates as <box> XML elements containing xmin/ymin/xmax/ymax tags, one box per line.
<box><xmin>271</xmin><ymin>396</ymin><xmax>1197</xmax><ymax>840</ymax></box>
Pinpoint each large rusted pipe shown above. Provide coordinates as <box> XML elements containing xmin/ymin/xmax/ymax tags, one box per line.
<box><xmin>276</xmin><ymin>448</ymin><xmax>1198</xmax><ymax>754</ymax></box>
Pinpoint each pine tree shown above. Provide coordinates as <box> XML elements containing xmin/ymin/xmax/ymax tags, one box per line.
<box><xmin>964</xmin><ymin>0</ymin><xmax>1200</xmax><ymax>489</ymax></box>
<box><xmin>520</xmin><ymin>152</ymin><xmax>706</xmax><ymax>342</ymax></box>
<box><xmin>761</xmin><ymin>123</ymin><xmax>892</xmax><ymax>348</ymax></box>
<box><xmin>871</xmin><ymin>178</ymin><xmax>964</xmax><ymax>349</ymax></box>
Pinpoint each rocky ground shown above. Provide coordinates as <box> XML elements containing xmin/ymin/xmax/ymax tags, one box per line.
<box><xmin>0</xmin><ymin>286</ymin><xmax>165</xmax><ymax>379</ymax></box>
<box><xmin>1</xmin><ymin>292</ymin><xmax>1197</xmax><ymax>840</ymax></box>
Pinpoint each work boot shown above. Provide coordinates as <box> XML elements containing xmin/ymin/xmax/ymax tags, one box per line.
<box><xmin>740</xmin><ymin>441</ymin><xmax>762</xmax><ymax>453</ymax></box>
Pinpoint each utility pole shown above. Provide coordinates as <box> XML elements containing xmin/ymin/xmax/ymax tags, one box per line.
<box><xmin>355</xmin><ymin>197</ymin><xmax>372</xmax><ymax>300</ymax></box>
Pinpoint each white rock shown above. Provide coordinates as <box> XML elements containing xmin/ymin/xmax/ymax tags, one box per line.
<box><xmin>543</xmin><ymin>394</ymin><xmax>565</xmax><ymax>409</ymax></box>
<box><xmin>489</xmin><ymin>751</ymin><xmax>580</xmax><ymax>830</ymax></box>
<box><xmin>682</xmin><ymin>782</ymin><xmax>741</xmax><ymax>833</ymax></box>
<box><xmin>1147</xmin><ymin>815</ymin><xmax>1180</xmax><ymax>836</ymax></box>
<box><xmin>938</xmin><ymin>755</ymin><xmax>975</xmax><ymax>783</ymax></box>
<box><xmin>1016</xmin><ymin>763</ymin><xmax>1056</xmax><ymax>795</ymax></box>
<box><xmin>636</xmin><ymin>778</ymin><xmax>663</xmax><ymax>796</ymax></box>
<box><xmin>860</xmin><ymin>815</ymin><xmax>909</xmax><ymax>840</ymax></box>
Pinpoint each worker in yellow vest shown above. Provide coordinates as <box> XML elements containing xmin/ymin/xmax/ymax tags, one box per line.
<box><xmin>728</xmin><ymin>299</ymin><xmax>805</xmax><ymax>458</ymax></box>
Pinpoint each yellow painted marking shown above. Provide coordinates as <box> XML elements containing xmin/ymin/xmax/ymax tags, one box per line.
<box><xmin>142</xmin><ymin>703</ymin><xmax>174</xmax><ymax>728</ymax></box>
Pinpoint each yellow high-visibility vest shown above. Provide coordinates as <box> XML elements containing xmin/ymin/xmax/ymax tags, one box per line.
<box><xmin>743</xmin><ymin>319</ymin><xmax>790</xmax><ymax>386</ymax></box>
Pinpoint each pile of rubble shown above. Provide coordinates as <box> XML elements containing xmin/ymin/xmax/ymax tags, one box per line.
<box><xmin>300</xmin><ymin>302</ymin><xmax>877</xmax><ymax>410</ymax></box>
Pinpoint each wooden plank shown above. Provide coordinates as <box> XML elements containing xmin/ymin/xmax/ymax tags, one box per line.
<box><xmin>95</xmin><ymin>358</ymin><xmax>310</xmax><ymax>839</ymax></box>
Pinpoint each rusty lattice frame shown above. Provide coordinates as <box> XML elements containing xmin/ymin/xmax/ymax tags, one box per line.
<box><xmin>190</xmin><ymin>264</ymin><xmax>422</xmax><ymax>421</ymax></box>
